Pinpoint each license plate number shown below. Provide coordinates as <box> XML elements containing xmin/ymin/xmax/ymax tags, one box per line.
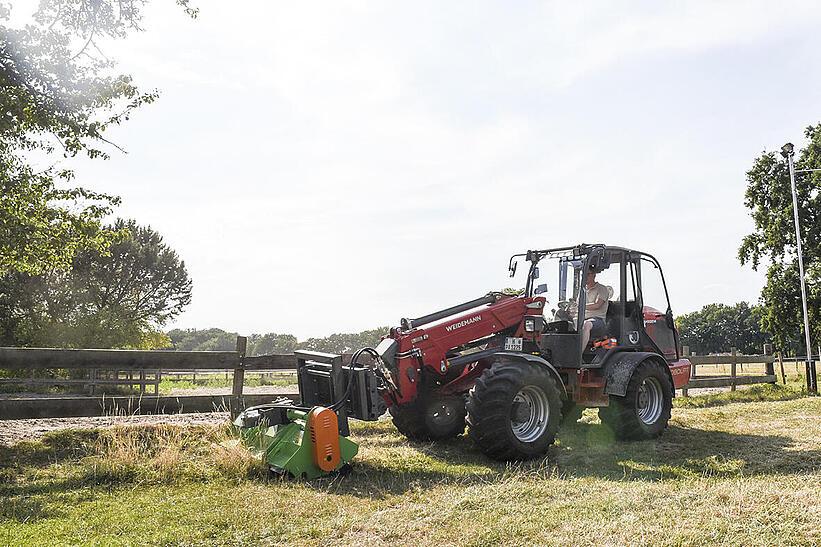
<box><xmin>504</xmin><ymin>337</ymin><xmax>523</xmax><ymax>351</ymax></box>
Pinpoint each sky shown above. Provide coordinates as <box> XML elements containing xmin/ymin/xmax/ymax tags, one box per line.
<box><xmin>13</xmin><ymin>1</ymin><xmax>821</xmax><ymax>338</ymax></box>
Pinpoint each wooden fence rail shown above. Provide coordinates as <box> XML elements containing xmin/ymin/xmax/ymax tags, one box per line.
<box><xmin>680</xmin><ymin>344</ymin><xmax>777</xmax><ymax>395</ymax></box>
<box><xmin>0</xmin><ymin>338</ymin><xmax>360</xmax><ymax>420</ymax></box>
<box><xmin>0</xmin><ymin>338</ymin><xmax>789</xmax><ymax>420</ymax></box>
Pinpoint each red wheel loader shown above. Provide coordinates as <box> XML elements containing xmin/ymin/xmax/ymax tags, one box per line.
<box><xmin>235</xmin><ymin>244</ymin><xmax>691</xmax><ymax>475</ymax></box>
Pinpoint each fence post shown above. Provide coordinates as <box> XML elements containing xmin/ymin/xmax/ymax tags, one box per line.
<box><xmin>730</xmin><ymin>347</ymin><xmax>737</xmax><ymax>391</ymax></box>
<box><xmin>231</xmin><ymin>336</ymin><xmax>248</xmax><ymax>419</ymax></box>
<box><xmin>87</xmin><ymin>369</ymin><xmax>97</xmax><ymax>395</ymax></box>
<box><xmin>778</xmin><ymin>352</ymin><xmax>786</xmax><ymax>384</ymax></box>
<box><xmin>763</xmin><ymin>343</ymin><xmax>774</xmax><ymax>379</ymax></box>
<box><xmin>681</xmin><ymin>346</ymin><xmax>691</xmax><ymax>397</ymax></box>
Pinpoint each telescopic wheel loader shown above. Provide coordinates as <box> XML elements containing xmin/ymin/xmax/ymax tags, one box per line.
<box><xmin>234</xmin><ymin>244</ymin><xmax>692</xmax><ymax>478</ymax></box>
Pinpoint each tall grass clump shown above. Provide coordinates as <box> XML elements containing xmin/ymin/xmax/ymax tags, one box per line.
<box><xmin>82</xmin><ymin>423</ymin><xmax>267</xmax><ymax>484</ymax></box>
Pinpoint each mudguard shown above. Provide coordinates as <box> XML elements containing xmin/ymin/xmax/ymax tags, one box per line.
<box><xmin>493</xmin><ymin>351</ymin><xmax>566</xmax><ymax>396</ymax></box>
<box><xmin>602</xmin><ymin>351</ymin><xmax>674</xmax><ymax>397</ymax></box>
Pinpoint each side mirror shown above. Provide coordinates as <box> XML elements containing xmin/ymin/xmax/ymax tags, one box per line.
<box><xmin>534</xmin><ymin>283</ymin><xmax>548</xmax><ymax>295</ymax></box>
<box><xmin>509</xmin><ymin>261</ymin><xmax>518</xmax><ymax>278</ymax></box>
<box><xmin>533</xmin><ymin>267</ymin><xmax>540</xmax><ymax>279</ymax></box>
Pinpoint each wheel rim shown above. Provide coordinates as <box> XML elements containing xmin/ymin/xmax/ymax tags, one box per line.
<box><xmin>510</xmin><ymin>386</ymin><xmax>550</xmax><ymax>442</ymax></box>
<box><xmin>637</xmin><ymin>377</ymin><xmax>664</xmax><ymax>425</ymax></box>
<box><xmin>429</xmin><ymin>400</ymin><xmax>457</xmax><ymax>428</ymax></box>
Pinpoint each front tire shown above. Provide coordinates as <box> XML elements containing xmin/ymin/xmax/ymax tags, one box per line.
<box><xmin>467</xmin><ymin>359</ymin><xmax>562</xmax><ymax>461</ymax></box>
<box><xmin>599</xmin><ymin>359</ymin><xmax>673</xmax><ymax>440</ymax></box>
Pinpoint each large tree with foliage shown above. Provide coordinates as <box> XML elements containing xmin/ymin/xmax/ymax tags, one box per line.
<box><xmin>739</xmin><ymin>124</ymin><xmax>821</xmax><ymax>354</ymax></box>
<box><xmin>676</xmin><ymin>302</ymin><xmax>769</xmax><ymax>355</ymax></box>
<box><xmin>0</xmin><ymin>219</ymin><xmax>192</xmax><ymax>348</ymax></box>
<box><xmin>0</xmin><ymin>0</ymin><xmax>195</xmax><ymax>275</ymax></box>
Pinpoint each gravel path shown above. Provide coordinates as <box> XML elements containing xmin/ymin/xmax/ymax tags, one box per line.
<box><xmin>0</xmin><ymin>412</ymin><xmax>229</xmax><ymax>446</ymax></box>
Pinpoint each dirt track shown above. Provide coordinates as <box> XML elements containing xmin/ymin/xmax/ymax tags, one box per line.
<box><xmin>0</xmin><ymin>412</ymin><xmax>230</xmax><ymax>446</ymax></box>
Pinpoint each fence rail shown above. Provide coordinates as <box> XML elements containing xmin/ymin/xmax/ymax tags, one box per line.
<box><xmin>0</xmin><ymin>339</ymin><xmax>793</xmax><ymax>420</ymax></box>
<box><xmin>0</xmin><ymin>339</ymin><xmax>357</xmax><ymax>420</ymax></box>
<box><xmin>680</xmin><ymin>345</ymin><xmax>777</xmax><ymax>395</ymax></box>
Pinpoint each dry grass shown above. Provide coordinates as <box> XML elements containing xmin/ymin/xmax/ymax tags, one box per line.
<box><xmin>2</xmin><ymin>390</ymin><xmax>820</xmax><ymax>546</ymax></box>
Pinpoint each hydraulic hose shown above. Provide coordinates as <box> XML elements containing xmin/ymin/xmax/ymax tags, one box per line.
<box><xmin>329</xmin><ymin>346</ymin><xmax>380</xmax><ymax>412</ymax></box>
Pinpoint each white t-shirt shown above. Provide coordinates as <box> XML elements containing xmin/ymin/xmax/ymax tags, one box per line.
<box><xmin>584</xmin><ymin>282</ymin><xmax>610</xmax><ymax>319</ymax></box>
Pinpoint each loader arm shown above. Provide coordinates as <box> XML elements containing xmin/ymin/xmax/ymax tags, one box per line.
<box><xmin>382</xmin><ymin>293</ymin><xmax>546</xmax><ymax>405</ymax></box>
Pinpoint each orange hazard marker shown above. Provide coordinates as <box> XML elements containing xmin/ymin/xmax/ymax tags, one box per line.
<box><xmin>593</xmin><ymin>337</ymin><xmax>617</xmax><ymax>349</ymax></box>
<box><xmin>307</xmin><ymin>407</ymin><xmax>341</xmax><ymax>472</ymax></box>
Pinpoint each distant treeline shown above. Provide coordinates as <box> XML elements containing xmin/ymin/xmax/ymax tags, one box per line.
<box><xmin>167</xmin><ymin>327</ymin><xmax>391</xmax><ymax>356</ymax></box>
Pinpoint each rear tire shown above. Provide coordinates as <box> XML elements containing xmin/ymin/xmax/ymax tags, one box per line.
<box><xmin>599</xmin><ymin>359</ymin><xmax>672</xmax><ymax>440</ymax></box>
<box><xmin>467</xmin><ymin>359</ymin><xmax>562</xmax><ymax>461</ymax></box>
<box><xmin>390</xmin><ymin>395</ymin><xmax>466</xmax><ymax>441</ymax></box>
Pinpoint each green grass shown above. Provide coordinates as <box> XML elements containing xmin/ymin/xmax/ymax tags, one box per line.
<box><xmin>2</xmin><ymin>390</ymin><xmax>821</xmax><ymax>545</ymax></box>
<box><xmin>157</xmin><ymin>373</ymin><xmax>297</xmax><ymax>394</ymax></box>
<box><xmin>674</xmin><ymin>381</ymin><xmax>809</xmax><ymax>408</ymax></box>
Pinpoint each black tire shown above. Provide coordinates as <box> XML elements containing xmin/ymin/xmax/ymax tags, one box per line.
<box><xmin>422</xmin><ymin>395</ymin><xmax>467</xmax><ymax>440</ymax></box>
<box><xmin>390</xmin><ymin>395</ymin><xmax>466</xmax><ymax>441</ymax></box>
<box><xmin>599</xmin><ymin>359</ymin><xmax>673</xmax><ymax>440</ymax></box>
<box><xmin>561</xmin><ymin>400</ymin><xmax>584</xmax><ymax>424</ymax></box>
<box><xmin>466</xmin><ymin>359</ymin><xmax>562</xmax><ymax>461</ymax></box>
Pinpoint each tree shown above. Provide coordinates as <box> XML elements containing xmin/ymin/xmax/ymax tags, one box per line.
<box><xmin>739</xmin><ymin>124</ymin><xmax>821</xmax><ymax>354</ymax></box>
<box><xmin>249</xmin><ymin>332</ymin><xmax>298</xmax><ymax>355</ymax></box>
<box><xmin>0</xmin><ymin>219</ymin><xmax>192</xmax><ymax>348</ymax></box>
<box><xmin>168</xmin><ymin>328</ymin><xmax>239</xmax><ymax>352</ymax></box>
<box><xmin>166</xmin><ymin>327</ymin><xmax>388</xmax><ymax>355</ymax></box>
<box><xmin>297</xmin><ymin>328</ymin><xmax>389</xmax><ymax>354</ymax></box>
<box><xmin>676</xmin><ymin>302</ymin><xmax>770</xmax><ymax>355</ymax></box>
<box><xmin>0</xmin><ymin>1</ymin><xmax>195</xmax><ymax>275</ymax></box>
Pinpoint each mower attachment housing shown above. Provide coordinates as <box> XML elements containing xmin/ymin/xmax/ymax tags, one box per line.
<box><xmin>234</xmin><ymin>405</ymin><xmax>357</xmax><ymax>480</ymax></box>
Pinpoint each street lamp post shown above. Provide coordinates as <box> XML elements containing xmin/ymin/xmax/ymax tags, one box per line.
<box><xmin>780</xmin><ymin>142</ymin><xmax>817</xmax><ymax>394</ymax></box>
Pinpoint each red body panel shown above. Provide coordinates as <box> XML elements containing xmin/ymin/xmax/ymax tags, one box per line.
<box><xmin>668</xmin><ymin>359</ymin><xmax>691</xmax><ymax>389</ymax></box>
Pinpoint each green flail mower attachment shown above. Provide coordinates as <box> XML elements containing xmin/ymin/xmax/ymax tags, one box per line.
<box><xmin>233</xmin><ymin>401</ymin><xmax>358</xmax><ymax>480</ymax></box>
<box><xmin>233</xmin><ymin>350</ymin><xmax>386</xmax><ymax>479</ymax></box>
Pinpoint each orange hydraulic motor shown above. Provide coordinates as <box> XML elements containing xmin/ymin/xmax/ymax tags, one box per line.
<box><xmin>307</xmin><ymin>406</ymin><xmax>342</xmax><ymax>472</ymax></box>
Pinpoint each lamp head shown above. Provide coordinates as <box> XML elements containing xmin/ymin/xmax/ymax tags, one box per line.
<box><xmin>781</xmin><ymin>142</ymin><xmax>795</xmax><ymax>158</ymax></box>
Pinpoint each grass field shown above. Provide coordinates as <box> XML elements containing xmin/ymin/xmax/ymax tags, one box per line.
<box><xmin>2</xmin><ymin>384</ymin><xmax>820</xmax><ymax>546</ymax></box>
<box><xmin>157</xmin><ymin>372</ymin><xmax>298</xmax><ymax>394</ymax></box>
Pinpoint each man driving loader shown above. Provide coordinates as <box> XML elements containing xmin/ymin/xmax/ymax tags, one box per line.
<box><xmin>580</xmin><ymin>266</ymin><xmax>609</xmax><ymax>350</ymax></box>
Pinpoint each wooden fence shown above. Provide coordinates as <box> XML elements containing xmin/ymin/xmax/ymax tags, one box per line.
<box><xmin>680</xmin><ymin>344</ymin><xmax>778</xmax><ymax>396</ymax></box>
<box><xmin>0</xmin><ymin>338</ymin><xmax>790</xmax><ymax>420</ymax></box>
<box><xmin>0</xmin><ymin>337</ymin><xmax>301</xmax><ymax>420</ymax></box>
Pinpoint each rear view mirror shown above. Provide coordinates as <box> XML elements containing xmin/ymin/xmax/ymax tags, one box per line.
<box><xmin>509</xmin><ymin>261</ymin><xmax>518</xmax><ymax>278</ymax></box>
<box><xmin>534</xmin><ymin>284</ymin><xmax>548</xmax><ymax>295</ymax></box>
<box><xmin>533</xmin><ymin>267</ymin><xmax>540</xmax><ymax>279</ymax></box>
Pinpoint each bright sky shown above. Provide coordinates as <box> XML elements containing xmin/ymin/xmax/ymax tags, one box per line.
<box><xmin>15</xmin><ymin>1</ymin><xmax>821</xmax><ymax>338</ymax></box>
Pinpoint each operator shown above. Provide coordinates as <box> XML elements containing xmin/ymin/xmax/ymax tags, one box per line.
<box><xmin>580</xmin><ymin>266</ymin><xmax>609</xmax><ymax>350</ymax></box>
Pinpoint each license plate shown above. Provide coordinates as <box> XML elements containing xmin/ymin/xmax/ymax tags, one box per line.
<box><xmin>504</xmin><ymin>337</ymin><xmax>523</xmax><ymax>351</ymax></box>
